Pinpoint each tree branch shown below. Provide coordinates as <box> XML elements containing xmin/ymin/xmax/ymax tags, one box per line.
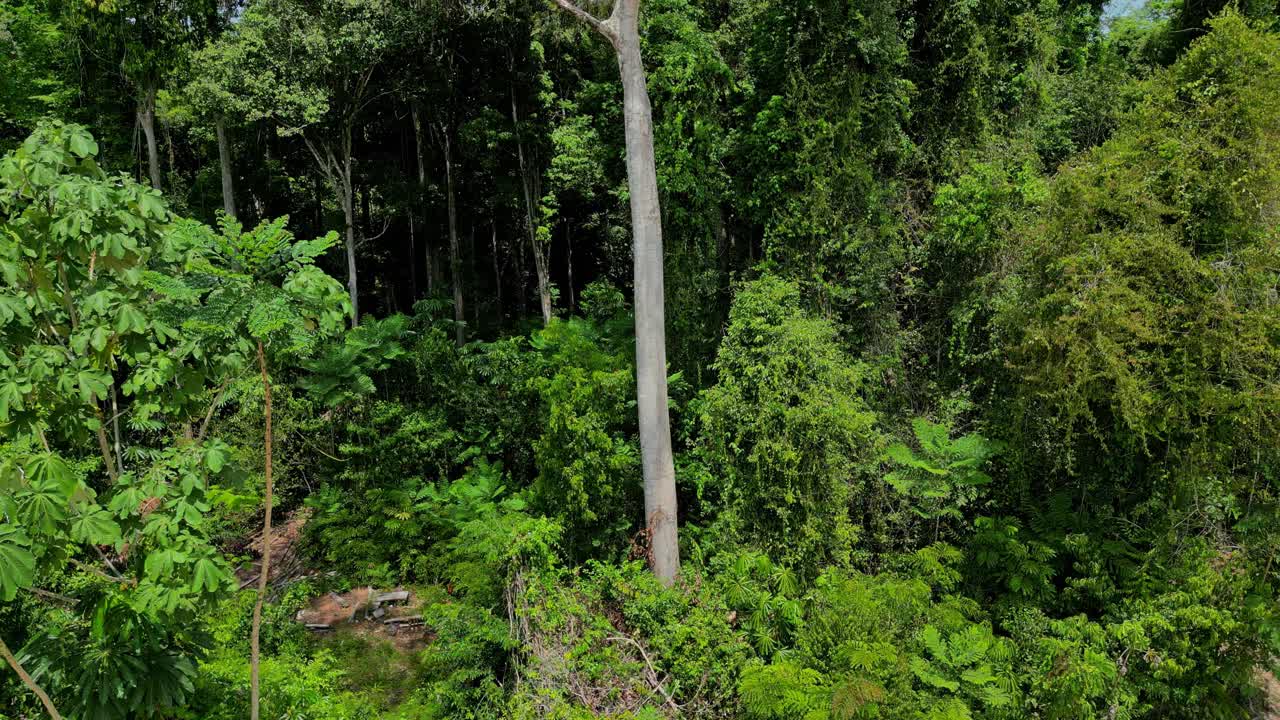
<box><xmin>195</xmin><ymin>381</ymin><xmax>230</xmax><ymax>444</ymax></box>
<box><xmin>71</xmin><ymin>559</ymin><xmax>128</xmax><ymax>584</ymax></box>
<box><xmin>0</xmin><ymin>636</ymin><xmax>63</xmax><ymax>720</ymax></box>
<box><xmin>552</xmin><ymin>0</ymin><xmax>619</xmax><ymax>45</ymax></box>
<box><xmin>607</xmin><ymin>635</ymin><xmax>681</xmax><ymax>714</ymax></box>
<box><xmin>25</xmin><ymin>587</ymin><xmax>77</xmax><ymax>606</ymax></box>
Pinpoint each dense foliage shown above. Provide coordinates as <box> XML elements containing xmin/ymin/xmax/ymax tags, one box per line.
<box><xmin>4</xmin><ymin>1</ymin><xmax>1280</xmax><ymax>719</ymax></box>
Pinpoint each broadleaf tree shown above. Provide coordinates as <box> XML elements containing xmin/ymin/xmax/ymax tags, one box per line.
<box><xmin>177</xmin><ymin>213</ymin><xmax>349</xmax><ymax>720</ymax></box>
<box><xmin>0</xmin><ymin>122</ymin><xmax>238</xmax><ymax>719</ymax></box>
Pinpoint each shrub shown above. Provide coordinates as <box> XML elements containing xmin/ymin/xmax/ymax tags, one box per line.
<box><xmin>698</xmin><ymin>276</ymin><xmax>879</xmax><ymax>574</ymax></box>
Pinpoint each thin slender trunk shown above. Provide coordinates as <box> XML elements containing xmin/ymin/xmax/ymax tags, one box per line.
<box><xmin>409</xmin><ymin>212</ymin><xmax>418</xmax><ymax>299</ymax></box>
<box><xmin>343</xmin><ymin>188</ymin><xmax>359</xmax><ymax>325</ymax></box>
<box><xmin>517</xmin><ymin>229</ymin><xmax>528</xmax><ymax>320</ymax></box>
<box><xmin>314</xmin><ymin>175</ymin><xmax>324</xmax><ymax>230</ymax></box>
<box><xmin>469</xmin><ymin>225</ymin><xmax>479</xmax><ymax>331</ymax></box>
<box><xmin>442</xmin><ymin>128</ymin><xmax>464</xmax><ymax>346</ymax></box>
<box><xmin>164</xmin><ymin>120</ymin><xmax>176</xmax><ymax>178</ymax></box>
<box><xmin>249</xmin><ymin>340</ymin><xmax>274</xmax><ymax>720</ymax></box>
<box><xmin>411</xmin><ymin>103</ymin><xmax>435</xmax><ymax>296</ymax></box>
<box><xmin>491</xmin><ymin>222</ymin><xmax>502</xmax><ymax>323</ymax></box>
<box><xmin>360</xmin><ymin>184</ymin><xmax>372</xmax><ymax>233</ymax></box>
<box><xmin>216</xmin><ymin>117</ymin><xmax>237</xmax><ymax>219</ymax></box>
<box><xmin>555</xmin><ymin>0</ymin><xmax>680</xmax><ymax>584</ymax></box>
<box><xmin>110</xmin><ymin>386</ymin><xmax>123</xmax><ymax>466</ymax></box>
<box><xmin>139</xmin><ymin>86</ymin><xmax>162</xmax><ymax>191</ymax></box>
<box><xmin>60</xmin><ymin>258</ymin><xmax>119</xmax><ymax>483</ymax></box>
<box><xmin>0</xmin><ymin>636</ymin><xmax>62</xmax><ymax>720</ymax></box>
<box><xmin>94</xmin><ymin>408</ymin><xmax>117</xmax><ymax>483</ymax></box>
<box><xmin>342</xmin><ymin>125</ymin><xmax>360</xmax><ymax>326</ymax></box>
<box><xmin>510</xmin><ymin>85</ymin><xmax>552</xmax><ymax>324</ymax></box>
<box><xmin>566</xmin><ymin>222</ymin><xmax>575</xmax><ymax>311</ymax></box>
<box><xmin>306</xmin><ymin>131</ymin><xmax>361</xmax><ymax>326</ymax></box>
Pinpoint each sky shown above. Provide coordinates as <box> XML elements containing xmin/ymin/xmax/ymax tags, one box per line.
<box><xmin>1100</xmin><ymin>0</ymin><xmax>1152</xmax><ymax>31</ymax></box>
<box><xmin>1102</xmin><ymin>0</ymin><xmax>1150</xmax><ymax>25</ymax></box>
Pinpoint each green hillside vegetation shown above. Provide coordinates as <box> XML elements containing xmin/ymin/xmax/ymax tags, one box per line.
<box><xmin>2</xmin><ymin>1</ymin><xmax>1280</xmax><ymax>718</ymax></box>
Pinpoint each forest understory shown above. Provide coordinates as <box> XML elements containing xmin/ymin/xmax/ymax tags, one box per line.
<box><xmin>3</xmin><ymin>0</ymin><xmax>1280</xmax><ymax>718</ymax></box>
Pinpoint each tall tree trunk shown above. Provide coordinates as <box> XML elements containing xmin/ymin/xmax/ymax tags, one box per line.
<box><xmin>491</xmin><ymin>222</ymin><xmax>502</xmax><ymax>323</ymax></box>
<box><xmin>510</xmin><ymin>85</ymin><xmax>553</xmax><ymax>324</ymax></box>
<box><xmin>360</xmin><ymin>184</ymin><xmax>372</xmax><ymax>233</ymax></box>
<box><xmin>411</xmin><ymin>102</ymin><xmax>435</xmax><ymax>297</ymax></box>
<box><xmin>340</xmin><ymin>127</ymin><xmax>360</xmax><ymax>326</ymax></box>
<box><xmin>249</xmin><ymin>341</ymin><xmax>274</xmax><ymax>720</ymax></box>
<box><xmin>566</xmin><ymin>222</ymin><xmax>575</xmax><ymax>311</ymax></box>
<box><xmin>441</xmin><ymin>128</ymin><xmax>464</xmax><ymax>346</ymax></box>
<box><xmin>1</xmin><ymin>637</ymin><xmax>62</xmax><ymax>720</ymax></box>
<box><xmin>138</xmin><ymin>85</ymin><xmax>162</xmax><ymax>191</ymax></box>
<box><xmin>554</xmin><ymin>0</ymin><xmax>680</xmax><ymax>584</ymax></box>
<box><xmin>314</xmin><ymin>175</ymin><xmax>324</xmax><ymax>231</ymax></box>
<box><xmin>517</xmin><ymin>228</ymin><xmax>528</xmax><ymax>320</ymax></box>
<box><xmin>469</xmin><ymin>225</ymin><xmax>479</xmax><ymax>330</ymax></box>
<box><xmin>164</xmin><ymin>120</ymin><xmax>176</xmax><ymax>179</ymax></box>
<box><xmin>342</xmin><ymin>183</ymin><xmax>359</xmax><ymax>325</ymax></box>
<box><xmin>409</xmin><ymin>212</ymin><xmax>418</xmax><ymax>299</ymax></box>
<box><xmin>216</xmin><ymin>117</ymin><xmax>237</xmax><ymax>219</ymax></box>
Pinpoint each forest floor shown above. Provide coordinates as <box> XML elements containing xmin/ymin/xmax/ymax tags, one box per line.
<box><xmin>297</xmin><ymin>586</ymin><xmax>431</xmax><ymax>653</ymax></box>
<box><xmin>235</xmin><ymin>509</ymin><xmax>432</xmax><ymax>651</ymax></box>
<box><xmin>1258</xmin><ymin>670</ymin><xmax>1280</xmax><ymax>719</ymax></box>
<box><xmin>233</xmin><ymin>510</ymin><xmax>432</xmax><ymax>709</ymax></box>
<box><xmin>234</xmin><ymin>509</ymin><xmax>311</xmax><ymax>591</ymax></box>
<box><xmin>299</xmin><ymin>586</ymin><xmax>431</xmax><ymax>710</ymax></box>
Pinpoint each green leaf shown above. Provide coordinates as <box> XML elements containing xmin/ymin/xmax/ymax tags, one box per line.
<box><xmin>24</xmin><ymin>453</ymin><xmax>77</xmax><ymax>495</ymax></box>
<box><xmin>0</xmin><ymin>378</ymin><xmax>28</xmax><ymax>422</ymax></box>
<box><xmin>67</xmin><ymin>127</ymin><xmax>98</xmax><ymax>158</ymax></box>
<box><xmin>204</xmin><ymin>445</ymin><xmax>227</xmax><ymax>474</ymax></box>
<box><xmin>77</xmin><ymin>368</ymin><xmax>110</xmax><ymax>404</ymax></box>
<box><xmin>115</xmin><ymin>304</ymin><xmax>146</xmax><ymax>334</ymax></box>
<box><xmin>20</xmin><ymin>487</ymin><xmax>68</xmax><ymax>535</ymax></box>
<box><xmin>0</xmin><ymin>527</ymin><xmax>36</xmax><ymax>601</ymax></box>
<box><xmin>72</xmin><ymin>508</ymin><xmax>123</xmax><ymax>547</ymax></box>
<box><xmin>191</xmin><ymin>557</ymin><xmax>229</xmax><ymax>594</ymax></box>
<box><xmin>144</xmin><ymin>548</ymin><xmax>189</xmax><ymax>580</ymax></box>
<box><xmin>921</xmin><ymin>625</ymin><xmax>945</xmax><ymax>656</ymax></box>
<box><xmin>137</xmin><ymin>191</ymin><xmax>166</xmax><ymax>220</ymax></box>
<box><xmin>911</xmin><ymin>656</ymin><xmax>960</xmax><ymax>692</ymax></box>
<box><xmin>90</xmin><ymin>325</ymin><xmax>111</xmax><ymax>352</ymax></box>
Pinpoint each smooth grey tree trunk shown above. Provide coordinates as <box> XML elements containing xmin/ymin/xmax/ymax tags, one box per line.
<box><xmin>216</xmin><ymin>117</ymin><xmax>237</xmax><ymax>219</ymax></box>
<box><xmin>441</xmin><ymin>128</ymin><xmax>465</xmax><ymax>346</ymax></box>
<box><xmin>139</xmin><ymin>87</ymin><xmax>162</xmax><ymax>191</ymax></box>
<box><xmin>340</xmin><ymin>126</ymin><xmax>360</xmax><ymax>325</ymax></box>
<box><xmin>409</xmin><ymin>213</ymin><xmax>418</xmax><ymax>298</ymax></box>
<box><xmin>491</xmin><ymin>222</ymin><xmax>502</xmax><ymax>321</ymax></box>
<box><xmin>566</xmin><ymin>222</ymin><xmax>575</xmax><ymax>310</ymax></box>
<box><xmin>304</xmin><ymin>130</ymin><xmax>360</xmax><ymax>326</ymax></box>
<box><xmin>342</xmin><ymin>185</ymin><xmax>359</xmax><ymax>324</ymax></box>
<box><xmin>411</xmin><ymin>102</ymin><xmax>434</xmax><ymax>295</ymax></box>
<box><xmin>510</xmin><ymin>85</ymin><xmax>554</xmax><ymax>325</ymax></box>
<box><xmin>553</xmin><ymin>0</ymin><xmax>680</xmax><ymax>584</ymax></box>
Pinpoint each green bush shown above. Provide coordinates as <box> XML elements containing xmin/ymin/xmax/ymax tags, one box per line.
<box><xmin>739</xmin><ymin>548</ymin><xmax>1019</xmax><ymax>720</ymax></box>
<box><xmin>698</xmin><ymin>276</ymin><xmax>880</xmax><ymax>574</ymax></box>
<box><xmin>511</xmin><ymin>561</ymin><xmax>749</xmax><ymax>719</ymax></box>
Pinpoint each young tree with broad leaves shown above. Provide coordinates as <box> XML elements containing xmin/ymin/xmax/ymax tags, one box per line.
<box><xmin>176</xmin><ymin>215</ymin><xmax>349</xmax><ymax>720</ymax></box>
<box><xmin>0</xmin><ymin>122</ymin><xmax>239</xmax><ymax>719</ymax></box>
